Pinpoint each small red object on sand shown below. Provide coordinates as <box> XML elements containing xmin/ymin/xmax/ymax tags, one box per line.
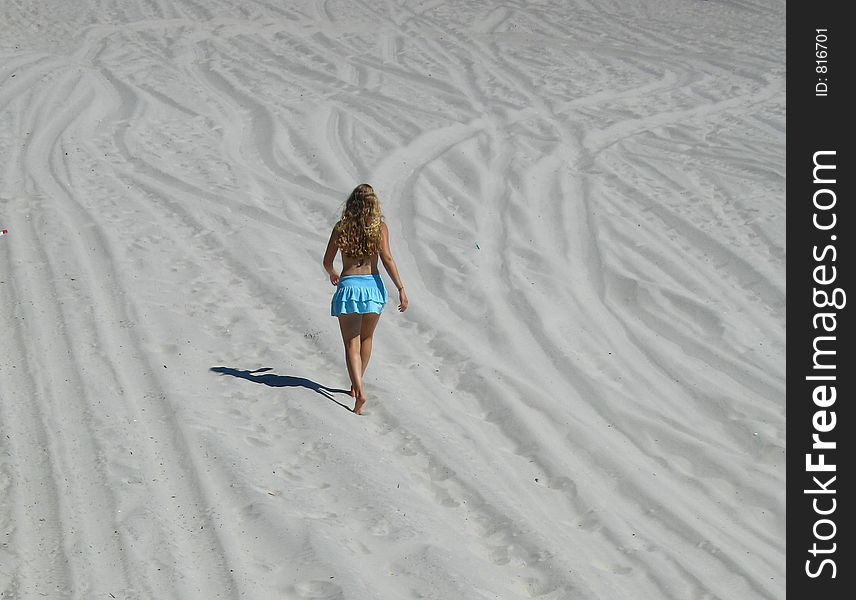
<box><xmin>0</xmin><ymin>229</ymin><xmax>8</xmax><ymax>236</ymax></box>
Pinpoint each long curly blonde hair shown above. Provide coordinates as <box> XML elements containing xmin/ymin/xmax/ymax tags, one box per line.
<box><xmin>336</xmin><ymin>184</ymin><xmax>384</xmax><ymax>256</ymax></box>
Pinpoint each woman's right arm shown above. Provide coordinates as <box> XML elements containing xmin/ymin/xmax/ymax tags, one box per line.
<box><xmin>322</xmin><ymin>224</ymin><xmax>340</xmax><ymax>286</ymax></box>
<box><xmin>379</xmin><ymin>222</ymin><xmax>408</xmax><ymax>312</ymax></box>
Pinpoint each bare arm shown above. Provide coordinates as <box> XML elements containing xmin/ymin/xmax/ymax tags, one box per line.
<box><xmin>379</xmin><ymin>222</ymin><xmax>408</xmax><ymax>312</ymax></box>
<box><xmin>322</xmin><ymin>225</ymin><xmax>340</xmax><ymax>285</ymax></box>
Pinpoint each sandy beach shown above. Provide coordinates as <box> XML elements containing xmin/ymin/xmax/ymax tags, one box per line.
<box><xmin>1</xmin><ymin>1</ymin><xmax>785</xmax><ymax>598</ymax></box>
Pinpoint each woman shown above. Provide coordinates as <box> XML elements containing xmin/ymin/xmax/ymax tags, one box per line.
<box><xmin>323</xmin><ymin>184</ymin><xmax>408</xmax><ymax>415</ymax></box>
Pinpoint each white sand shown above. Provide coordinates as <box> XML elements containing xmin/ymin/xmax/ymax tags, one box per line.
<box><xmin>1</xmin><ymin>1</ymin><xmax>784</xmax><ymax>598</ymax></box>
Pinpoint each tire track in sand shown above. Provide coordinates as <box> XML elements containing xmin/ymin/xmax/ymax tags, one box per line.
<box><xmin>7</xmin><ymin>54</ymin><xmax>243</xmax><ymax>598</ymax></box>
<box><xmin>0</xmin><ymin>204</ymin><xmax>75</xmax><ymax>600</ymax></box>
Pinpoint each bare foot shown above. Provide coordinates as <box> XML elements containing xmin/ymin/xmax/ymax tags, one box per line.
<box><xmin>353</xmin><ymin>395</ymin><xmax>366</xmax><ymax>415</ymax></box>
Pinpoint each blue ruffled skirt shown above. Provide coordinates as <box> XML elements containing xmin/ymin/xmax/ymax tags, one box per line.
<box><xmin>331</xmin><ymin>274</ymin><xmax>387</xmax><ymax>316</ymax></box>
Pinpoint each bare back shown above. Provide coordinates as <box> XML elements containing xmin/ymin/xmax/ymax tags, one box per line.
<box><xmin>340</xmin><ymin>252</ymin><xmax>380</xmax><ymax>277</ymax></box>
<box><xmin>324</xmin><ymin>221</ymin><xmax>404</xmax><ymax>292</ymax></box>
<box><xmin>323</xmin><ymin>219</ymin><xmax>407</xmax><ymax>312</ymax></box>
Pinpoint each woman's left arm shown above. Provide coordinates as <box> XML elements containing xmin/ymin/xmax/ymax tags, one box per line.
<box><xmin>322</xmin><ymin>226</ymin><xmax>340</xmax><ymax>285</ymax></box>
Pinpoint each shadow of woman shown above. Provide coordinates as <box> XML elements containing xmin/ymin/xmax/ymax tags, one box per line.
<box><xmin>210</xmin><ymin>366</ymin><xmax>353</xmax><ymax>411</ymax></box>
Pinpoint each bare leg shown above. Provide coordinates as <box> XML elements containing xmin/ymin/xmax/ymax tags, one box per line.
<box><xmin>359</xmin><ymin>312</ymin><xmax>381</xmax><ymax>377</ymax></box>
<box><xmin>338</xmin><ymin>315</ymin><xmax>365</xmax><ymax>413</ymax></box>
<box><xmin>352</xmin><ymin>313</ymin><xmax>382</xmax><ymax>414</ymax></box>
<box><xmin>348</xmin><ymin>312</ymin><xmax>382</xmax><ymax>401</ymax></box>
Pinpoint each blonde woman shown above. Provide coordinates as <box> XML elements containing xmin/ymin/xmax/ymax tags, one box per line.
<box><xmin>323</xmin><ymin>184</ymin><xmax>408</xmax><ymax>415</ymax></box>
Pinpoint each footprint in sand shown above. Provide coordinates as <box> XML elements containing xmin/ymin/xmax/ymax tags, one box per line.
<box><xmin>299</xmin><ymin>441</ymin><xmax>330</xmax><ymax>462</ymax></box>
<box><xmin>546</xmin><ymin>476</ymin><xmax>577</xmax><ymax>494</ymax></box>
<box><xmin>426</xmin><ymin>461</ymin><xmax>453</xmax><ymax>482</ymax></box>
<box><xmin>292</xmin><ymin>580</ymin><xmax>344</xmax><ymax>599</ymax></box>
<box><xmin>245</xmin><ymin>435</ymin><xmax>270</xmax><ymax>448</ymax></box>
<box><xmin>344</xmin><ymin>538</ymin><xmax>372</xmax><ymax>555</ymax></box>
<box><xmin>273</xmin><ymin>465</ymin><xmax>304</xmax><ymax>482</ymax></box>
<box><xmin>489</xmin><ymin>545</ymin><xmax>511</xmax><ymax>565</ymax></box>
<box><xmin>398</xmin><ymin>441</ymin><xmax>418</xmax><ymax>456</ymax></box>
<box><xmin>577</xmin><ymin>508</ymin><xmax>602</xmax><ymax>532</ymax></box>
<box><xmin>368</xmin><ymin>516</ymin><xmax>390</xmax><ymax>537</ymax></box>
<box><xmin>430</xmin><ymin>483</ymin><xmax>461</xmax><ymax>508</ymax></box>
